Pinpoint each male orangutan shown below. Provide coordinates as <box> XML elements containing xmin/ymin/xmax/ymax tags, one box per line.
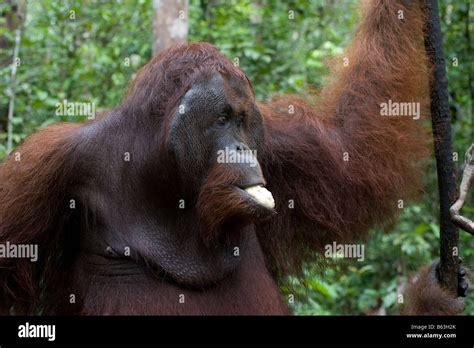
<box><xmin>0</xmin><ymin>0</ymin><xmax>468</xmax><ymax>315</ymax></box>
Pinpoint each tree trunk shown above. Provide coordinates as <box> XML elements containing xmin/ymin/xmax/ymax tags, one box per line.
<box><xmin>152</xmin><ymin>0</ymin><xmax>189</xmax><ymax>56</ymax></box>
<box><xmin>2</xmin><ymin>0</ymin><xmax>25</xmax><ymax>146</ymax></box>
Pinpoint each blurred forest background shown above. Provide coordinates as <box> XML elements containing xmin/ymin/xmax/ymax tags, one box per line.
<box><xmin>0</xmin><ymin>0</ymin><xmax>472</xmax><ymax>315</ymax></box>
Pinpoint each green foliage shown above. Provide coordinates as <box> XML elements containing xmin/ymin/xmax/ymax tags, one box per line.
<box><xmin>0</xmin><ymin>0</ymin><xmax>472</xmax><ymax>315</ymax></box>
<box><xmin>0</xmin><ymin>0</ymin><xmax>151</xmax><ymax>155</ymax></box>
<box><xmin>189</xmin><ymin>0</ymin><xmax>357</xmax><ymax>99</ymax></box>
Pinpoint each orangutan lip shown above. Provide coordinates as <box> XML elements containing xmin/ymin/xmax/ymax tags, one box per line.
<box><xmin>238</xmin><ymin>184</ymin><xmax>275</xmax><ymax>210</ymax></box>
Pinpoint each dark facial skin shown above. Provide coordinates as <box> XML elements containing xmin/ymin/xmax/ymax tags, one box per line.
<box><xmin>71</xmin><ymin>70</ymin><xmax>273</xmax><ymax>289</ymax></box>
<box><xmin>167</xmin><ymin>71</ymin><xmax>266</xmax><ymax>195</ymax></box>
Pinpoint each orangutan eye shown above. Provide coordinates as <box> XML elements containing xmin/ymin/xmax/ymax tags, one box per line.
<box><xmin>217</xmin><ymin>115</ymin><xmax>228</xmax><ymax>125</ymax></box>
